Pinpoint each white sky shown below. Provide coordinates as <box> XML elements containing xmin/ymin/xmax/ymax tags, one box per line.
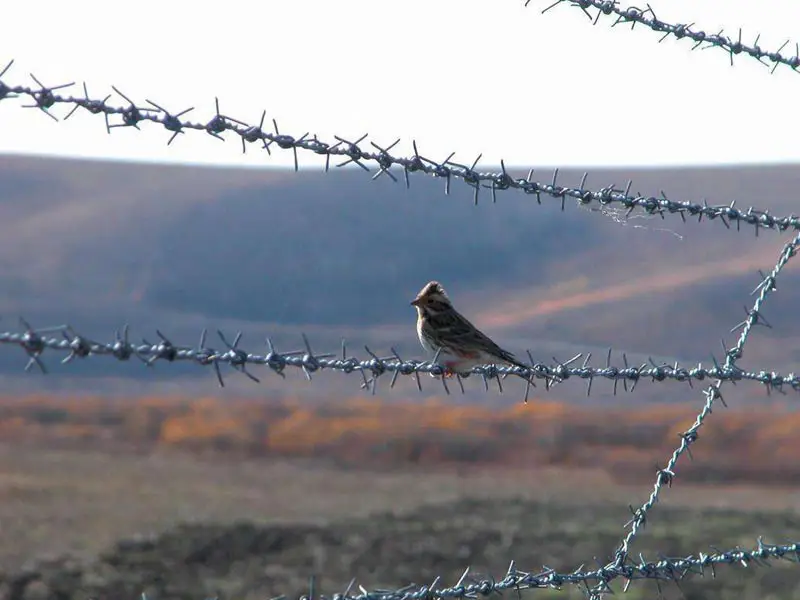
<box><xmin>2</xmin><ymin>0</ymin><xmax>799</xmax><ymax>169</ymax></box>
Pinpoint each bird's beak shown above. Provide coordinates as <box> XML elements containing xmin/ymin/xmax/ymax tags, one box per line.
<box><xmin>410</xmin><ymin>298</ymin><xmax>420</xmax><ymax>307</ymax></box>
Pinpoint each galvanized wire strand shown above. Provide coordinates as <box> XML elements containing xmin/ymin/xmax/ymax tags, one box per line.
<box><xmin>531</xmin><ymin>0</ymin><xmax>800</xmax><ymax>75</ymax></box>
<box><xmin>591</xmin><ymin>230</ymin><xmax>800</xmax><ymax>599</ymax></box>
<box><xmin>1</xmin><ymin>5</ymin><xmax>799</xmax><ymax>593</ymax></box>
<box><xmin>201</xmin><ymin>540</ymin><xmax>800</xmax><ymax>600</ymax></box>
<box><xmin>1</xmin><ymin>59</ymin><xmax>799</xmax><ymax>236</ymax></box>
<box><xmin>0</xmin><ymin>321</ymin><xmax>796</xmax><ymax>400</ymax></box>
<box><xmin>0</xmin><ymin>233</ymin><xmax>795</xmax><ymax>599</ymax></box>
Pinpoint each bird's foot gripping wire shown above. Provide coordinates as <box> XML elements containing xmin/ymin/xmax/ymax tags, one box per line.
<box><xmin>428</xmin><ymin>365</ymin><xmax>459</xmax><ymax>379</ymax></box>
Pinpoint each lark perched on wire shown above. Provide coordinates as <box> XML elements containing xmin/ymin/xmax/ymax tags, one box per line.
<box><xmin>411</xmin><ymin>280</ymin><xmax>553</xmax><ymax>391</ymax></box>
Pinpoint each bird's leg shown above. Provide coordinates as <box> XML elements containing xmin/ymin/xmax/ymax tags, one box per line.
<box><xmin>430</xmin><ymin>368</ymin><xmax>457</xmax><ymax>379</ymax></box>
<box><xmin>428</xmin><ymin>362</ymin><xmax>458</xmax><ymax>379</ymax></box>
<box><xmin>442</xmin><ymin>362</ymin><xmax>462</xmax><ymax>378</ymax></box>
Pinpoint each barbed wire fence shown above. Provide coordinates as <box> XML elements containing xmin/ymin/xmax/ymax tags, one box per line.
<box><xmin>2</xmin><ymin>1</ymin><xmax>800</xmax><ymax>598</ymax></box>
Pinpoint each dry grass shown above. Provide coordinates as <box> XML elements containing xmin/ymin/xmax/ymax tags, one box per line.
<box><xmin>1</xmin><ymin>441</ymin><xmax>800</xmax><ymax>572</ymax></box>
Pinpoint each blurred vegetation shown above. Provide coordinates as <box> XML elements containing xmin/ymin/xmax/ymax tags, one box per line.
<box><xmin>2</xmin><ymin>394</ymin><xmax>800</xmax><ymax>486</ymax></box>
<box><xmin>5</xmin><ymin>497</ymin><xmax>799</xmax><ymax>600</ymax></box>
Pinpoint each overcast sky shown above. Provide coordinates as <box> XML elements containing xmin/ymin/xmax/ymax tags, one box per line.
<box><xmin>2</xmin><ymin>0</ymin><xmax>799</xmax><ymax>169</ymax></box>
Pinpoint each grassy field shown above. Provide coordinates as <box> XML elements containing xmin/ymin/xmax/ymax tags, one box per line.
<box><xmin>1</xmin><ymin>395</ymin><xmax>800</xmax><ymax>598</ymax></box>
<box><xmin>0</xmin><ymin>442</ymin><xmax>799</xmax><ymax>599</ymax></box>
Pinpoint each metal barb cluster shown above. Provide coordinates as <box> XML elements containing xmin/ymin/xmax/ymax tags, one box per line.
<box><xmin>532</xmin><ymin>0</ymin><xmax>800</xmax><ymax>74</ymax></box>
<box><xmin>2</xmin><ymin>58</ymin><xmax>800</xmax><ymax>236</ymax></box>
<box><xmin>236</xmin><ymin>540</ymin><xmax>800</xmax><ymax>600</ymax></box>
<box><xmin>2</xmin><ymin>8</ymin><xmax>800</xmax><ymax>593</ymax></box>
<box><xmin>587</xmin><ymin>229</ymin><xmax>800</xmax><ymax>598</ymax></box>
<box><xmin>2</xmin><ymin>322</ymin><xmax>798</xmax><ymax>402</ymax></box>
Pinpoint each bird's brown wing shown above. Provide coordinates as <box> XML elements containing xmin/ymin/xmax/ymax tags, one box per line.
<box><xmin>431</xmin><ymin>308</ymin><xmax>527</xmax><ymax>368</ymax></box>
<box><xmin>431</xmin><ymin>308</ymin><xmax>563</xmax><ymax>389</ymax></box>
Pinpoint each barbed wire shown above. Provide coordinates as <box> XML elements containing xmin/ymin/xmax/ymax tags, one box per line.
<box><xmin>0</xmin><ymin>316</ymin><xmax>796</xmax><ymax>401</ymax></box>
<box><xmin>3</xmin><ymin>2</ymin><xmax>800</xmax><ymax>597</ymax></box>
<box><xmin>532</xmin><ymin>0</ymin><xmax>800</xmax><ymax>75</ymax></box>
<box><xmin>1</xmin><ymin>233</ymin><xmax>797</xmax><ymax>598</ymax></box>
<box><xmin>271</xmin><ymin>539</ymin><xmax>800</xmax><ymax>600</ymax></box>
<box><xmin>594</xmin><ymin>229</ymin><xmax>800</xmax><ymax>599</ymax></box>
<box><xmin>2</xmin><ymin>58</ymin><xmax>800</xmax><ymax>237</ymax></box>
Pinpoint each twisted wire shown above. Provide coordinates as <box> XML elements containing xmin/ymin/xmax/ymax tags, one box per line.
<box><xmin>241</xmin><ymin>540</ymin><xmax>800</xmax><ymax>600</ymax></box>
<box><xmin>1</xmin><ymin>58</ymin><xmax>799</xmax><ymax>236</ymax></box>
<box><xmin>2</xmin><ymin>4</ymin><xmax>799</xmax><ymax>593</ymax></box>
<box><xmin>532</xmin><ymin>0</ymin><xmax>800</xmax><ymax>75</ymax></box>
<box><xmin>595</xmin><ymin>230</ymin><xmax>800</xmax><ymax>598</ymax></box>
<box><xmin>1</xmin><ymin>322</ymin><xmax>797</xmax><ymax>401</ymax></box>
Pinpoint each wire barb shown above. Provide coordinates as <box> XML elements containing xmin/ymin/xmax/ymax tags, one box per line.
<box><xmin>530</xmin><ymin>0</ymin><xmax>800</xmax><ymax>74</ymax></box>
<box><xmin>3</xmin><ymin>323</ymin><xmax>797</xmax><ymax>398</ymax></box>
<box><xmin>1</xmin><ymin>59</ymin><xmax>799</xmax><ymax>234</ymax></box>
<box><xmin>603</xmin><ymin>229</ymin><xmax>800</xmax><ymax>594</ymax></box>
<box><xmin>0</xmin><ymin>12</ymin><xmax>799</xmax><ymax>593</ymax></box>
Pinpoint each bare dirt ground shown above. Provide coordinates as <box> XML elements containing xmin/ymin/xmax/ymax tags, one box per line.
<box><xmin>2</xmin><ymin>441</ymin><xmax>800</xmax><ymax>572</ymax></box>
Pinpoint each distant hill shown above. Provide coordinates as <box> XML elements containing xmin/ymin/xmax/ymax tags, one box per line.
<box><xmin>1</xmin><ymin>154</ymin><xmax>800</xmax><ymax>405</ymax></box>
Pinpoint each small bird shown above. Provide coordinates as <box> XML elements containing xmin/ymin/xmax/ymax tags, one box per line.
<box><xmin>411</xmin><ymin>280</ymin><xmax>544</xmax><ymax>387</ymax></box>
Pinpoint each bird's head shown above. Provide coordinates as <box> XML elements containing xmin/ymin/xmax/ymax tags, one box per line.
<box><xmin>411</xmin><ymin>281</ymin><xmax>453</xmax><ymax>316</ymax></box>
